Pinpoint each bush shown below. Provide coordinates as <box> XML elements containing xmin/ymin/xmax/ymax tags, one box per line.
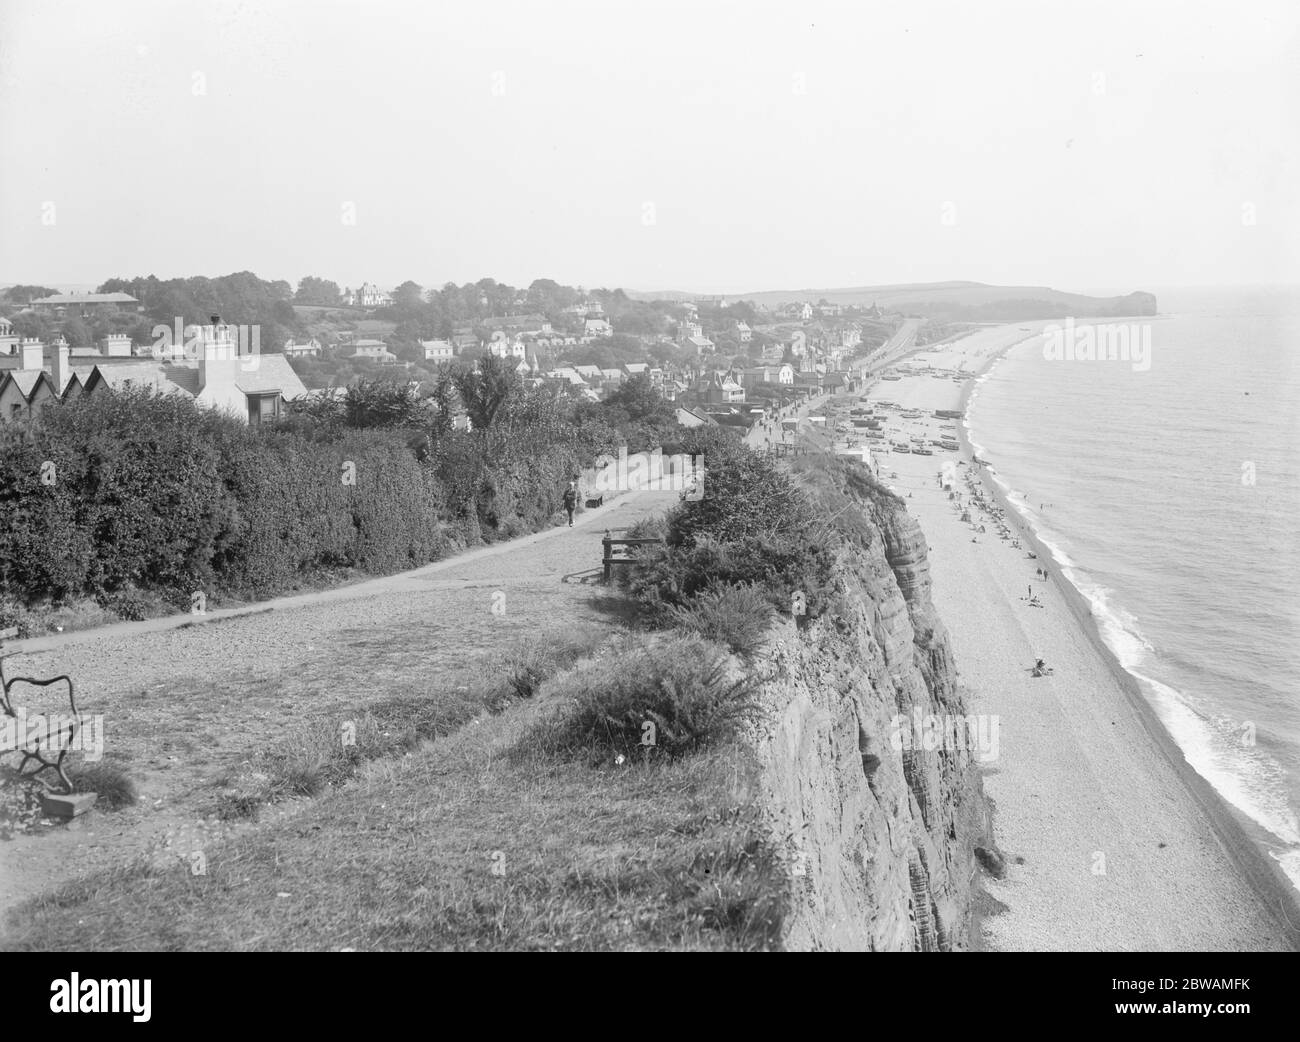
<box><xmin>668</xmin><ymin>584</ymin><xmax>773</xmax><ymax>658</ymax></box>
<box><xmin>628</xmin><ymin>528</ymin><xmax>840</xmax><ymax>621</ymax></box>
<box><xmin>68</xmin><ymin>762</ymin><xmax>138</xmax><ymax>810</ymax></box>
<box><xmin>477</xmin><ymin>627</ymin><xmax>608</xmax><ymax>711</ymax></box>
<box><xmin>522</xmin><ymin>635</ymin><xmax>760</xmax><ymax>761</ymax></box>
<box><xmin>667</xmin><ymin>438</ymin><xmax>806</xmax><ymax>546</ymax></box>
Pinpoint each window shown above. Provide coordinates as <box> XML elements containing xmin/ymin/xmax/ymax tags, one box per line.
<box><xmin>10</xmin><ymin>403</ymin><xmax>22</xmax><ymax>421</ymax></box>
<box><xmin>247</xmin><ymin>393</ymin><xmax>280</xmax><ymax>425</ymax></box>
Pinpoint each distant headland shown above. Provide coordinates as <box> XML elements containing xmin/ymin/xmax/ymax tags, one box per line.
<box><xmin>628</xmin><ymin>281</ymin><xmax>1158</xmax><ymax>322</ymax></box>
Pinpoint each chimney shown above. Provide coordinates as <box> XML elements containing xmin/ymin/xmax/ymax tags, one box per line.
<box><xmin>19</xmin><ymin>338</ymin><xmax>44</xmax><ymax>371</ymax></box>
<box><xmin>45</xmin><ymin>342</ymin><xmax>69</xmax><ymax>392</ymax></box>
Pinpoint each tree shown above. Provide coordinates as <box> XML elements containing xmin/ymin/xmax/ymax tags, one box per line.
<box><xmin>392</xmin><ymin>281</ymin><xmax>424</xmax><ymax>312</ymax></box>
<box><xmin>343</xmin><ymin>378</ymin><xmax>430</xmax><ymax>429</ymax></box>
<box><xmin>295</xmin><ymin>277</ymin><xmax>341</xmax><ymax>305</ymax></box>
<box><xmin>600</xmin><ymin>374</ymin><xmax>671</xmax><ymax>423</ymax></box>
<box><xmin>2</xmin><ymin>285</ymin><xmax>59</xmax><ymax>305</ymax></box>
<box><xmin>61</xmin><ymin>316</ymin><xmax>92</xmax><ymax>347</ymax></box>
<box><xmin>450</xmin><ymin>354</ymin><xmax>520</xmax><ymax>430</ymax></box>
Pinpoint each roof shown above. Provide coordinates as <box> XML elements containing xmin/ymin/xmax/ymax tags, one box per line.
<box><xmin>236</xmin><ymin>355</ymin><xmax>309</xmax><ymax>398</ymax></box>
<box><xmin>84</xmin><ymin>363</ymin><xmax>180</xmax><ymax>395</ymax></box>
<box><xmin>160</xmin><ymin>365</ymin><xmax>203</xmax><ymax>394</ymax></box>
<box><xmin>1</xmin><ymin>370</ymin><xmax>43</xmax><ymax>400</ymax></box>
<box><xmin>30</xmin><ymin>292</ymin><xmax>139</xmax><ymax>305</ymax></box>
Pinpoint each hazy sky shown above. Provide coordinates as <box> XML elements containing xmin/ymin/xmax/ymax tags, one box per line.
<box><xmin>1</xmin><ymin>0</ymin><xmax>1296</xmax><ymax>295</ymax></box>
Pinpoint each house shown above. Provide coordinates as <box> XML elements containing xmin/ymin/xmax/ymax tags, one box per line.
<box><xmin>661</xmin><ymin>377</ymin><xmax>689</xmax><ymax>402</ymax></box>
<box><xmin>684</xmin><ymin>335</ymin><xmax>715</xmax><ymax>353</ymax></box>
<box><xmin>488</xmin><ymin>334</ymin><xmax>527</xmax><ymax>360</ymax></box>
<box><xmin>0</xmin><ymin>370</ymin><xmax>53</xmax><ymax>423</ymax></box>
<box><xmin>573</xmin><ymin>365</ymin><xmax>603</xmax><ymax>382</ymax></box>
<box><xmin>583</xmin><ymin>316</ymin><xmax>612</xmax><ymax>338</ymax></box>
<box><xmin>282</xmin><ymin>338</ymin><xmax>323</xmax><ymax>358</ymax></box>
<box><xmin>349</xmin><ymin>339</ymin><xmax>396</xmax><ymax>362</ymax></box>
<box><xmin>0</xmin><ymin>340</ymin><xmax>98</xmax><ymax>420</ymax></box>
<box><xmin>342</xmin><ymin>283</ymin><xmax>393</xmax><ymax>308</ymax></box>
<box><xmin>735</xmin><ymin>321</ymin><xmax>753</xmax><ymax>343</ymax></box>
<box><xmin>545</xmin><ymin>367</ymin><xmax>588</xmax><ymax>388</ymax></box>
<box><xmin>698</xmin><ymin>370</ymin><xmax>745</xmax><ymax>405</ymax></box>
<box><xmin>740</xmin><ymin>364</ymin><xmax>794</xmax><ymax>391</ymax></box>
<box><xmin>78</xmin><ymin>325</ymin><xmax>309</xmax><ymax>425</ymax></box>
<box><xmin>451</xmin><ymin>333</ymin><xmax>480</xmax><ymax>354</ymax></box>
<box><xmin>599</xmin><ymin>367</ymin><xmax>622</xmax><ymax>386</ymax></box>
<box><xmin>621</xmin><ymin>362</ymin><xmax>649</xmax><ymax>380</ymax></box>
<box><xmin>420</xmin><ymin>339</ymin><xmax>454</xmax><ymax>363</ymax></box>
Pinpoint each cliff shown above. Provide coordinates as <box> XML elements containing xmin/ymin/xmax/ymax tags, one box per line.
<box><xmin>755</xmin><ymin>489</ymin><xmax>989</xmax><ymax>951</ymax></box>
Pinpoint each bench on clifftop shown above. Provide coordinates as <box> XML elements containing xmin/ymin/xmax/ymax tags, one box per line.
<box><xmin>0</xmin><ymin>626</ymin><xmax>79</xmax><ymax>796</ymax></box>
<box><xmin>601</xmin><ymin>532</ymin><xmax>665</xmax><ymax>581</ymax></box>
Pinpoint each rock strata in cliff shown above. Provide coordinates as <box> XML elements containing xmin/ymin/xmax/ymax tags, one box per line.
<box><xmin>756</xmin><ymin>491</ymin><xmax>988</xmax><ymax>951</ymax></box>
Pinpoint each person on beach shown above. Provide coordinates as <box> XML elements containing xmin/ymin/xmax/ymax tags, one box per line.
<box><xmin>562</xmin><ymin>481</ymin><xmax>578</xmax><ymax>527</ymax></box>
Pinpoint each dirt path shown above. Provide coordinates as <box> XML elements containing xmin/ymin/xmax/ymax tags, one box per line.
<box><xmin>0</xmin><ymin>491</ymin><xmax>678</xmax><ymax>923</ymax></box>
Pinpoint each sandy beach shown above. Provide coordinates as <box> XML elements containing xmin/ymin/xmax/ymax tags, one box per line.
<box><xmin>844</xmin><ymin>325</ymin><xmax>1297</xmax><ymax>951</ymax></box>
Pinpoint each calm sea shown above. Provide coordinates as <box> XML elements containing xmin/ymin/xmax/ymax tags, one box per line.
<box><xmin>966</xmin><ymin>287</ymin><xmax>1300</xmax><ymax>892</ymax></box>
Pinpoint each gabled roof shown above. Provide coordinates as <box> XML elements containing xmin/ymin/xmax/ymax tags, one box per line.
<box><xmin>0</xmin><ymin>369</ymin><xmax>44</xmax><ymax>401</ymax></box>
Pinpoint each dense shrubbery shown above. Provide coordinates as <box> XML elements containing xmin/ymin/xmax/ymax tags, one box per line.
<box><xmin>624</xmin><ymin>437</ymin><xmax>900</xmax><ymax>635</ymax></box>
<box><xmin>0</xmin><ymin>390</ymin><xmax>449</xmax><ymax>605</ymax></box>
<box><xmin>0</xmin><ymin>380</ymin><xmax>618</xmax><ymax>609</ymax></box>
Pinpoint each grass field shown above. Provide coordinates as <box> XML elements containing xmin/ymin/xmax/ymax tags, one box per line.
<box><xmin>2</xmin><ymin>661</ymin><xmax>784</xmax><ymax>951</ymax></box>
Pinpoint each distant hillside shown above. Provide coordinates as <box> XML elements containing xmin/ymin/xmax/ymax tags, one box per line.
<box><xmin>627</xmin><ymin>281</ymin><xmax>1157</xmax><ymax>320</ymax></box>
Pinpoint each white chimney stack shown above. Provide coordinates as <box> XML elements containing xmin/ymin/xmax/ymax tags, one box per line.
<box><xmin>19</xmin><ymin>338</ymin><xmax>44</xmax><ymax>371</ymax></box>
<box><xmin>44</xmin><ymin>342</ymin><xmax>69</xmax><ymax>392</ymax></box>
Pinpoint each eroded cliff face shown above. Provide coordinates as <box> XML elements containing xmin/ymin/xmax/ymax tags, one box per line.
<box><xmin>756</xmin><ymin>494</ymin><xmax>987</xmax><ymax>951</ymax></box>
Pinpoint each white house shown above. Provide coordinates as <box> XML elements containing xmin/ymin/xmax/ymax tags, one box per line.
<box><xmin>349</xmin><ymin>339</ymin><xmax>397</xmax><ymax>362</ymax></box>
<box><xmin>282</xmin><ymin>338</ymin><xmax>323</xmax><ymax>358</ymax></box>
<box><xmin>420</xmin><ymin>339</ymin><xmax>454</xmax><ymax>363</ymax></box>
<box><xmin>342</xmin><ymin>283</ymin><xmax>394</xmax><ymax>308</ymax></box>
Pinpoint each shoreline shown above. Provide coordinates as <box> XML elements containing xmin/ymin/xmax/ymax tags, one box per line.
<box><xmin>853</xmin><ymin>321</ymin><xmax>1294</xmax><ymax>949</ymax></box>
<box><xmin>952</xmin><ymin>330</ymin><xmax>1300</xmax><ymax>948</ymax></box>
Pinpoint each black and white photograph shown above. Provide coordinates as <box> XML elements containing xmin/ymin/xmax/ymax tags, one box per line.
<box><xmin>0</xmin><ymin>0</ymin><xmax>1297</xmax><ymax>997</ymax></box>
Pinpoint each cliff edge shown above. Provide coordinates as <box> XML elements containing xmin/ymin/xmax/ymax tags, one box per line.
<box><xmin>756</xmin><ymin>486</ymin><xmax>989</xmax><ymax>951</ymax></box>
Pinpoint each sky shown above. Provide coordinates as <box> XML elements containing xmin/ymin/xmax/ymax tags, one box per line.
<box><xmin>0</xmin><ymin>0</ymin><xmax>1297</xmax><ymax>296</ymax></box>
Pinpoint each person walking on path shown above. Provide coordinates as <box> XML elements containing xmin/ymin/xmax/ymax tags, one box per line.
<box><xmin>562</xmin><ymin>481</ymin><xmax>578</xmax><ymax>527</ymax></box>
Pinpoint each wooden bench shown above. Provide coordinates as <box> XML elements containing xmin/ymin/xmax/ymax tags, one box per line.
<box><xmin>0</xmin><ymin>626</ymin><xmax>79</xmax><ymax>794</ymax></box>
<box><xmin>601</xmin><ymin>532</ymin><xmax>665</xmax><ymax>581</ymax></box>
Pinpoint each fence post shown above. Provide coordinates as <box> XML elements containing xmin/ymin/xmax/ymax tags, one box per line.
<box><xmin>602</xmin><ymin>530</ymin><xmax>613</xmax><ymax>581</ymax></box>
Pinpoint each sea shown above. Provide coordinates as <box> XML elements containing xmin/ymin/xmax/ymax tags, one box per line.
<box><xmin>965</xmin><ymin>286</ymin><xmax>1300</xmax><ymax>893</ymax></box>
